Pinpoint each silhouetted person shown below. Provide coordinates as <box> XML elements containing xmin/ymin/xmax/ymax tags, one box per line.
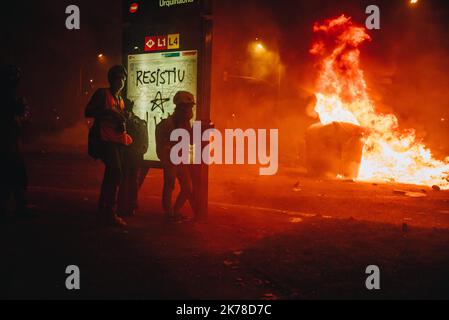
<box><xmin>156</xmin><ymin>91</ymin><xmax>197</xmax><ymax>223</ymax></box>
<box><xmin>117</xmin><ymin>99</ymin><xmax>148</xmax><ymax>217</ymax></box>
<box><xmin>0</xmin><ymin>65</ymin><xmax>29</xmax><ymax>221</ymax></box>
<box><xmin>85</xmin><ymin>65</ymin><xmax>132</xmax><ymax>228</ymax></box>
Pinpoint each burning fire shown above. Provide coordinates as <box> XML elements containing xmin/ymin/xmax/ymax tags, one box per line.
<box><xmin>311</xmin><ymin>15</ymin><xmax>449</xmax><ymax>189</ymax></box>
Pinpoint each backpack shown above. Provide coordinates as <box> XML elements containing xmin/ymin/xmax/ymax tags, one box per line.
<box><xmin>126</xmin><ymin>115</ymin><xmax>149</xmax><ymax>158</ymax></box>
<box><xmin>88</xmin><ymin>120</ymin><xmax>106</xmax><ymax>160</ymax></box>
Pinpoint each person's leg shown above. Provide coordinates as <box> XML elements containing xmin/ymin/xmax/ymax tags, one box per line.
<box><xmin>99</xmin><ymin>164</ymin><xmax>119</xmax><ymax>223</ymax></box>
<box><xmin>162</xmin><ymin>164</ymin><xmax>177</xmax><ymax>219</ymax></box>
<box><xmin>128</xmin><ymin>167</ymin><xmax>139</xmax><ymax>216</ymax></box>
<box><xmin>117</xmin><ymin>166</ymin><xmax>130</xmax><ymax>217</ymax></box>
<box><xmin>99</xmin><ymin>164</ymin><xmax>120</xmax><ymax>209</ymax></box>
<box><xmin>118</xmin><ymin>165</ymin><xmax>139</xmax><ymax>217</ymax></box>
<box><xmin>99</xmin><ymin>144</ymin><xmax>125</xmax><ymax>226</ymax></box>
<box><xmin>174</xmin><ymin>165</ymin><xmax>196</xmax><ymax>216</ymax></box>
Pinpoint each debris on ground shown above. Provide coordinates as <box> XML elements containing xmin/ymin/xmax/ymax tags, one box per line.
<box><xmin>289</xmin><ymin>217</ymin><xmax>303</xmax><ymax>224</ymax></box>
<box><xmin>253</xmin><ymin>278</ymin><xmax>264</xmax><ymax>286</ymax></box>
<box><xmin>432</xmin><ymin>185</ymin><xmax>441</xmax><ymax>191</ymax></box>
<box><xmin>223</xmin><ymin>259</ymin><xmax>239</xmax><ymax>268</ymax></box>
<box><xmin>293</xmin><ymin>181</ymin><xmax>302</xmax><ymax>192</ymax></box>
<box><xmin>394</xmin><ymin>190</ymin><xmax>427</xmax><ymax>198</ymax></box>
<box><xmin>405</xmin><ymin>192</ymin><xmax>427</xmax><ymax>198</ymax></box>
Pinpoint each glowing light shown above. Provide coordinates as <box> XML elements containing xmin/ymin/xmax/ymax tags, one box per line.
<box><xmin>129</xmin><ymin>3</ymin><xmax>139</xmax><ymax>14</ymax></box>
<box><xmin>310</xmin><ymin>15</ymin><xmax>449</xmax><ymax>189</ymax></box>
<box><xmin>251</xmin><ymin>41</ymin><xmax>267</xmax><ymax>55</ymax></box>
<box><xmin>410</xmin><ymin>0</ymin><xmax>419</xmax><ymax>4</ymax></box>
<box><xmin>98</xmin><ymin>54</ymin><xmax>104</xmax><ymax>59</ymax></box>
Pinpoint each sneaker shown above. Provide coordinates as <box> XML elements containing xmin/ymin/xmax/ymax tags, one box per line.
<box><xmin>165</xmin><ymin>215</ymin><xmax>185</xmax><ymax>224</ymax></box>
<box><xmin>118</xmin><ymin>210</ymin><xmax>136</xmax><ymax>218</ymax></box>
<box><xmin>109</xmin><ymin>215</ymin><xmax>127</xmax><ymax>228</ymax></box>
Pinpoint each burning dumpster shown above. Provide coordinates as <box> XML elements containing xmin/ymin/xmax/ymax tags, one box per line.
<box><xmin>306</xmin><ymin>122</ymin><xmax>365</xmax><ymax>179</ymax></box>
<box><xmin>307</xmin><ymin>15</ymin><xmax>449</xmax><ymax>188</ymax></box>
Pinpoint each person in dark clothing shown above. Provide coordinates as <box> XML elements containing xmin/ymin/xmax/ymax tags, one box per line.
<box><xmin>85</xmin><ymin>65</ymin><xmax>133</xmax><ymax>228</ymax></box>
<box><xmin>0</xmin><ymin>65</ymin><xmax>30</xmax><ymax>221</ymax></box>
<box><xmin>117</xmin><ymin>99</ymin><xmax>148</xmax><ymax>217</ymax></box>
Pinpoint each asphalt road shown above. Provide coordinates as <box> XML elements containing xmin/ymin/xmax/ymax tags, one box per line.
<box><xmin>1</xmin><ymin>149</ymin><xmax>449</xmax><ymax>300</ymax></box>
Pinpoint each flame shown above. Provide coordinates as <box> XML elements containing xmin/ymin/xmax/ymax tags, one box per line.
<box><xmin>311</xmin><ymin>15</ymin><xmax>449</xmax><ymax>189</ymax></box>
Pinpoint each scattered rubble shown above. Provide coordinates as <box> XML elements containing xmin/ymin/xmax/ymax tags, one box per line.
<box><xmin>405</xmin><ymin>192</ymin><xmax>427</xmax><ymax>198</ymax></box>
<box><xmin>293</xmin><ymin>181</ymin><xmax>302</xmax><ymax>192</ymax></box>
<box><xmin>394</xmin><ymin>190</ymin><xmax>427</xmax><ymax>198</ymax></box>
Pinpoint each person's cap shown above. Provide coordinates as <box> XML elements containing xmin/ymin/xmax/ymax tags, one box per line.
<box><xmin>173</xmin><ymin>91</ymin><xmax>196</xmax><ymax>106</ymax></box>
<box><xmin>108</xmin><ymin>65</ymin><xmax>127</xmax><ymax>83</ymax></box>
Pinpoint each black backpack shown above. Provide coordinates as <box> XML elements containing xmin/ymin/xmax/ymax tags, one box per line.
<box><xmin>88</xmin><ymin>120</ymin><xmax>106</xmax><ymax>160</ymax></box>
<box><xmin>126</xmin><ymin>115</ymin><xmax>149</xmax><ymax>158</ymax></box>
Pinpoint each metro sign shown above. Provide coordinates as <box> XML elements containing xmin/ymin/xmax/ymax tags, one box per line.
<box><xmin>144</xmin><ymin>36</ymin><xmax>157</xmax><ymax>51</ymax></box>
<box><xmin>145</xmin><ymin>34</ymin><xmax>180</xmax><ymax>52</ymax></box>
<box><xmin>129</xmin><ymin>2</ymin><xmax>139</xmax><ymax>14</ymax></box>
<box><xmin>145</xmin><ymin>35</ymin><xmax>167</xmax><ymax>51</ymax></box>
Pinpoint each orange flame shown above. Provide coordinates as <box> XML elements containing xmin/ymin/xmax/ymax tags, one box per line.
<box><xmin>311</xmin><ymin>15</ymin><xmax>449</xmax><ymax>189</ymax></box>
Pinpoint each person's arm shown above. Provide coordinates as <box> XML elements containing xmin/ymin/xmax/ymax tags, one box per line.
<box><xmin>85</xmin><ymin>89</ymin><xmax>105</xmax><ymax>118</ymax></box>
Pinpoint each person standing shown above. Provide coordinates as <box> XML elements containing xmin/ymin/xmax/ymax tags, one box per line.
<box><xmin>85</xmin><ymin>65</ymin><xmax>132</xmax><ymax>227</ymax></box>
<box><xmin>0</xmin><ymin>65</ymin><xmax>30</xmax><ymax>221</ymax></box>
<box><xmin>156</xmin><ymin>91</ymin><xmax>197</xmax><ymax>223</ymax></box>
<box><xmin>117</xmin><ymin>98</ymin><xmax>148</xmax><ymax>218</ymax></box>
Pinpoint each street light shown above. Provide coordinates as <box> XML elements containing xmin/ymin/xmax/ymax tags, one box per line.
<box><xmin>250</xmin><ymin>40</ymin><xmax>267</xmax><ymax>56</ymax></box>
<box><xmin>248</xmin><ymin>39</ymin><xmax>283</xmax><ymax>110</ymax></box>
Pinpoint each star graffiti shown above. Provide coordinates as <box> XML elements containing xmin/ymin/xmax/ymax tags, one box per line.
<box><xmin>150</xmin><ymin>91</ymin><xmax>170</xmax><ymax>114</ymax></box>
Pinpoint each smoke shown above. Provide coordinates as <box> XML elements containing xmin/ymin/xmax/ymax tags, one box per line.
<box><xmin>211</xmin><ymin>0</ymin><xmax>312</xmax><ymax>166</ymax></box>
<box><xmin>36</xmin><ymin>121</ymin><xmax>89</xmax><ymax>153</ymax></box>
<box><xmin>2</xmin><ymin>0</ymin><xmax>122</xmax><ymax>148</ymax></box>
<box><xmin>4</xmin><ymin>0</ymin><xmax>448</xmax><ymax>161</ymax></box>
<box><xmin>212</xmin><ymin>0</ymin><xmax>449</xmax><ymax>167</ymax></box>
<box><xmin>362</xmin><ymin>0</ymin><xmax>449</xmax><ymax>158</ymax></box>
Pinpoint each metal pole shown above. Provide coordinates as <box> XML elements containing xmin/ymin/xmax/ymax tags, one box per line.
<box><xmin>194</xmin><ymin>0</ymin><xmax>213</xmax><ymax>221</ymax></box>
